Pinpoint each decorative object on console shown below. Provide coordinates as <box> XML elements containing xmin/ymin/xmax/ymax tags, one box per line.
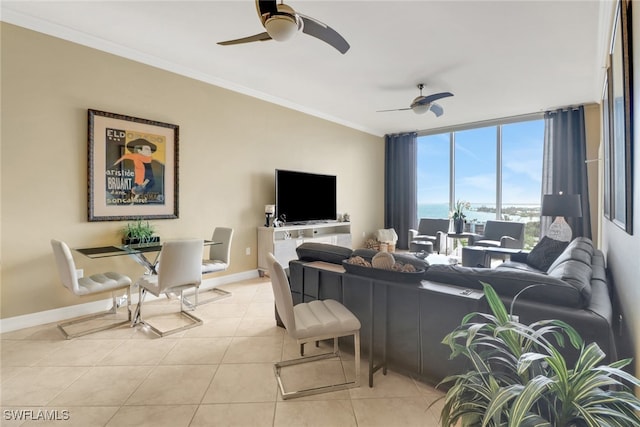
<box><xmin>542</xmin><ymin>192</ymin><xmax>582</xmax><ymax>242</ymax></box>
<box><xmin>375</xmin><ymin>228</ymin><xmax>398</xmax><ymax>252</ymax></box>
<box><xmin>451</xmin><ymin>200</ymin><xmax>470</xmax><ymax>234</ymax></box>
<box><xmin>343</xmin><ymin>253</ymin><xmax>422</xmax><ymax>283</ymax></box>
<box><xmin>264</xmin><ymin>204</ymin><xmax>275</xmax><ymax>227</ymax></box>
<box><xmin>122</xmin><ymin>218</ymin><xmax>159</xmax><ymax>245</ymax></box>
<box><xmin>371</xmin><ymin>251</ymin><xmax>395</xmax><ymax>270</ymax></box>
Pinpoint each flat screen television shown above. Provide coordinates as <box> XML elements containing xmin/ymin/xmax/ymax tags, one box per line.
<box><xmin>275</xmin><ymin>169</ymin><xmax>337</xmax><ymax>224</ymax></box>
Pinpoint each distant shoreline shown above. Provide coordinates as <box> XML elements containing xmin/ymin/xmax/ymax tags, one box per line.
<box><xmin>418</xmin><ymin>203</ymin><xmax>541</xmax><ymax>223</ymax></box>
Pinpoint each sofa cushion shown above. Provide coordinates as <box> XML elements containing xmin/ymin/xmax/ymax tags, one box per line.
<box><xmin>423</xmin><ymin>264</ymin><xmax>586</xmax><ymax>308</ymax></box>
<box><xmin>546</xmin><ymin>259</ymin><xmax>592</xmax><ymax>306</ymax></box>
<box><xmin>546</xmin><ymin>237</ymin><xmax>593</xmax><ymax>272</ymax></box>
<box><xmin>497</xmin><ymin>261</ymin><xmax>544</xmax><ymax>274</ymax></box>
<box><xmin>296</xmin><ymin>243</ymin><xmax>352</xmax><ymax>264</ymax></box>
<box><xmin>526</xmin><ymin>236</ymin><xmax>569</xmax><ymax>271</ymax></box>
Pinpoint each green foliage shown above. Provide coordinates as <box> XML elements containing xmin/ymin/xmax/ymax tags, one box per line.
<box><xmin>452</xmin><ymin>200</ymin><xmax>471</xmax><ymax>221</ymax></box>
<box><xmin>524</xmin><ymin>221</ymin><xmax>541</xmax><ymax>250</ymax></box>
<box><xmin>436</xmin><ymin>283</ymin><xmax>640</xmax><ymax>427</ymax></box>
<box><xmin>122</xmin><ymin>218</ymin><xmax>156</xmax><ymax>243</ymax></box>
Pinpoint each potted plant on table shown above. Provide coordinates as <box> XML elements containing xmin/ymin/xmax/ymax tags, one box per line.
<box><xmin>451</xmin><ymin>200</ymin><xmax>470</xmax><ymax>234</ymax></box>
<box><xmin>122</xmin><ymin>218</ymin><xmax>159</xmax><ymax>245</ymax></box>
<box><xmin>435</xmin><ymin>283</ymin><xmax>640</xmax><ymax>427</ymax></box>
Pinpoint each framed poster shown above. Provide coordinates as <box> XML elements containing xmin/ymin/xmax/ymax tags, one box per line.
<box><xmin>608</xmin><ymin>0</ymin><xmax>633</xmax><ymax>234</ymax></box>
<box><xmin>88</xmin><ymin>109</ymin><xmax>179</xmax><ymax>221</ymax></box>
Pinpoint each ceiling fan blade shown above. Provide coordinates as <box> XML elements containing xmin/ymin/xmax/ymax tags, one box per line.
<box><xmin>415</xmin><ymin>92</ymin><xmax>454</xmax><ymax>106</ymax></box>
<box><xmin>429</xmin><ymin>103</ymin><xmax>444</xmax><ymax>117</ymax></box>
<box><xmin>376</xmin><ymin>108</ymin><xmax>412</xmax><ymax>113</ymax></box>
<box><xmin>218</xmin><ymin>32</ymin><xmax>272</xmax><ymax>46</ymax></box>
<box><xmin>299</xmin><ymin>14</ymin><xmax>350</xmax><ymax>54</ymax></box>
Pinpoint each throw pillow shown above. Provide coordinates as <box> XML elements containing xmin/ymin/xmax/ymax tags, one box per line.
<box><xmin>526</xmin><ymin>236</ymin><xmax>569</xmax><ymax>272</ymax></box>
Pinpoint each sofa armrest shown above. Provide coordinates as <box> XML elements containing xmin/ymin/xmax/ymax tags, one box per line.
<box><xmin>509</xmin><ymin>252</ymin><xmax>529</xmax><ymax>263</ymax></box>
<box><xmin>500</xmin><ymin>236</ymin><xmax>520</xmax><ymax>249</ymax></box>
<box><xmin>408</xmin><ymin>229</ymin><xmax>418</xmax><ymax>241</ymax></box>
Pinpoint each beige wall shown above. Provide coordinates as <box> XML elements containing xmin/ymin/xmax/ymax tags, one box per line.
<box><xmin>0</xmin><ymin>23</ymin><xmax>383</xmax><ymax>319</ymax></box>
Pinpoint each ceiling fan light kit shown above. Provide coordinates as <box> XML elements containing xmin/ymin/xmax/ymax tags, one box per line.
<box><xmin>411</xmin><ymin>103</ymin><xmax>429</xmax><ymax>115</ymax></box>
<box><xmin>265</xmin><ymin>14</ymin><xmax>299</xmax><ymax>41</ymax></box>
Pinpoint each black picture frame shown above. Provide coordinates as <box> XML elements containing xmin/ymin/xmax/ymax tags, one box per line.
<box><xmin>88</xmin><ymin>109</ymin><xmax>179</xmax><ymax>221</ymax></box>
<box><xmin>602</xmin><ymin>69</ymin><xmax>612</xmax><ymax>219</ymax></box>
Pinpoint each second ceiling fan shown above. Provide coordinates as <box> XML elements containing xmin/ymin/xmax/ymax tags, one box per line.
<box><xmin>218</xmin><ymin>0</ymin><xmax>350</xmax><ymax>54</ymax></box>
<box><xmin>378</xmin><ymin>84</ymin><xmax>454</xmax><ymax>117</ymax></box>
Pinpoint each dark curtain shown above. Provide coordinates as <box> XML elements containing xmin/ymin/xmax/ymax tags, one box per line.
<box><xmin>541</xmin><ymin>107</ymin><xmax>591</xmax><ymax>238</ymax></box>
<box><xmin>384</xmin><ymin>132</ymin><xmax>417</xmax><ymax>249</ymax></box>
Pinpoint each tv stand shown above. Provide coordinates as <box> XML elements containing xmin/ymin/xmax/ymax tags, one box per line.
<box><xmin>257</xmin><ymin>222</ymin><xmax>352</xmax><ymax>276</ymax></box>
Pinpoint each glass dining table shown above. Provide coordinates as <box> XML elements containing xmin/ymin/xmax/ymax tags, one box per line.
<box><xmin>75</xmin><ymin>240</ymin><xmax>220</xmax><ymax>325</ymax></box>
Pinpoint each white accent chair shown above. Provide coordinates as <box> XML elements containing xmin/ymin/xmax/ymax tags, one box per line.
<box><xmin>267</xmin><ymin>253</ymin><xmax>361</xmax><ymax>399</ymax></box>
<box><xmin>50</xmin><ymin>239</ymin><xmax>132</xmax><ymax>339</ymax></box>
<box><xmin>136</xmin><ymin>239</ymin><xmax>204</xmax><ymax>337</ymax></box>
<box><xmin>184</xmin><ymin>227</ymin><xmax>234</xmax><ymax>308</ymax></box>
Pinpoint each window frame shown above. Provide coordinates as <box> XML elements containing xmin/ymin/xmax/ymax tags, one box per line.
<box><xmin>417</xmin><ymin>112</ymin><xmax>544</xmax><ymax>221</ymax></box>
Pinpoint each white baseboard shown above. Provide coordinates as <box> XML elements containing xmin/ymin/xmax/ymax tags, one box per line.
<box><xmin>0</xmin><ymin>270</ymin><xmax>261</xmax><ymax>334</ymax></box>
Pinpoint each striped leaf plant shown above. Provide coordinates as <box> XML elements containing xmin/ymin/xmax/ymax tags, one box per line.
<box><xmin>435</xmin><ymin>282</ymin><xmax>640</xmax><ymax>427</ymax></box>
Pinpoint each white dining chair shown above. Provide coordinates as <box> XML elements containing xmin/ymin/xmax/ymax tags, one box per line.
<box><xmin>135</xmin><ymin>239</ymin><xmax>204</xmax><ymax>337</ymax></box>
<box><xmin>267</xmin><ymin>252</ymin><xmax>361</xmax><ymax>399</ymax></box>
<box><xmin>51</xmin><ymin>239</ymin><xmax>132</xmax><ymax>339</ymax></box>
<box><xmin>184</xmin><ymin>227</ymin><xmax>234</xmax><ymax>308</ymax></box>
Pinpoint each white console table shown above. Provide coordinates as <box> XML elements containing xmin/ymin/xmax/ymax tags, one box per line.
<box><xmin>257</xmin><ymin>222</ymin><xmax>352</xmax><ymax>276</ymax></box>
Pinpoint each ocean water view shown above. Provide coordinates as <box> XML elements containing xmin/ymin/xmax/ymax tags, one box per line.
<box><xmin>418</xmin><ymin>203</ymin><xmax>541</xmax><ymax>224</ymax></box>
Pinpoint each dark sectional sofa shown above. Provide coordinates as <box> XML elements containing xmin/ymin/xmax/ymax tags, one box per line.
<box><xmin>284</xmin><ymin>237</ymin><xmax>616</xmax><ymax>385</ymax></box>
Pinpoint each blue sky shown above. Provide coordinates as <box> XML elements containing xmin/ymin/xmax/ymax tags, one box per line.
<box><xmin>417</xmin><ymin>119</ymin><xmax>544</xmax><ymax>206</ymax></box>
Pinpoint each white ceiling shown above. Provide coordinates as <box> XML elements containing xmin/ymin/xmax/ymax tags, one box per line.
<box><xmin>1</xmin><ymin>1</ymin><xmax>616</xmax><ymax>137</ymax></box>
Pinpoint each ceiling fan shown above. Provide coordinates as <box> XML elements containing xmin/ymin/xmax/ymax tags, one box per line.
<box><xmin>218</xmin><ymin>0</ymin><xmax>350</xmax><ymax>54</ymax></box>
<box><xmin>377</xmin><ymin>84</ymin><xmax>454</xmax><ymax>117</ymax></box>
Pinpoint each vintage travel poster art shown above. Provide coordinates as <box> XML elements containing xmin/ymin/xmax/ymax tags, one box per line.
<box><xmin>88</xmin><ymin>109</ymin><xmax>179</xmax><ymax>221</ymax></box>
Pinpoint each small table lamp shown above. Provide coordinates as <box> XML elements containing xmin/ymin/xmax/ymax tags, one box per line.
<box><xmin>541</xmin><ymin>192</ymin><xmax>582</xmax><ymax>242</ymax></box>
<box><xmin>265</xmin><ymin>204</ymin><xmax>276</xmax><ymax>227</ymax></box>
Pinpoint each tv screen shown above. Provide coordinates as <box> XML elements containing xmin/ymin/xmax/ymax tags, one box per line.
<box><xmin>275</xmin><ymin>169</ymin><xmax>337</xmax><ymax>224</ymax></box>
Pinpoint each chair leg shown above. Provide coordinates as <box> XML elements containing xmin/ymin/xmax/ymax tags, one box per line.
<box><xmin>182</xmin><ymin>286</ymin><xmax>232</xmax><ymax>310</ymax></box>
<box><xmin>58</xmin><ymin>289</ymin><xmax>132</xmax><ymax>339</ymax></box>
<box><xmin>138</xmin><ymin>289</ymin><xmax>203</xmax><ymax>337</ymax></box>
<box><xmin>274</xmin><ymin>331</ymin><xmax>360</xmax><ymax>400</ymax></box>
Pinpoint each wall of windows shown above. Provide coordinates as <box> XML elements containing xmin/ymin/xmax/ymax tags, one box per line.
<box><xmin>417</xmin><ymin>116</ymin><xmax>544</xmax><ymax>248</ymax></box>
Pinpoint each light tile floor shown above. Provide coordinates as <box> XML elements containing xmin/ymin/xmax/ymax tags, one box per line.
<box><xmin>1</xmin><ymin>277</ymin><xmax>446</xmax><ymax>426</ymax></box>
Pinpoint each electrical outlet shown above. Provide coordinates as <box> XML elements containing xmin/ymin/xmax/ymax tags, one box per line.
<box><xmin>245</xmin><ymin>247</ymin><xmax>251</xmax><ymax>255</ymax></box>
<box><xmin>76</xmin><ymin>269</ymin><xmax>84</xmax><ymax>278</ymax></box>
